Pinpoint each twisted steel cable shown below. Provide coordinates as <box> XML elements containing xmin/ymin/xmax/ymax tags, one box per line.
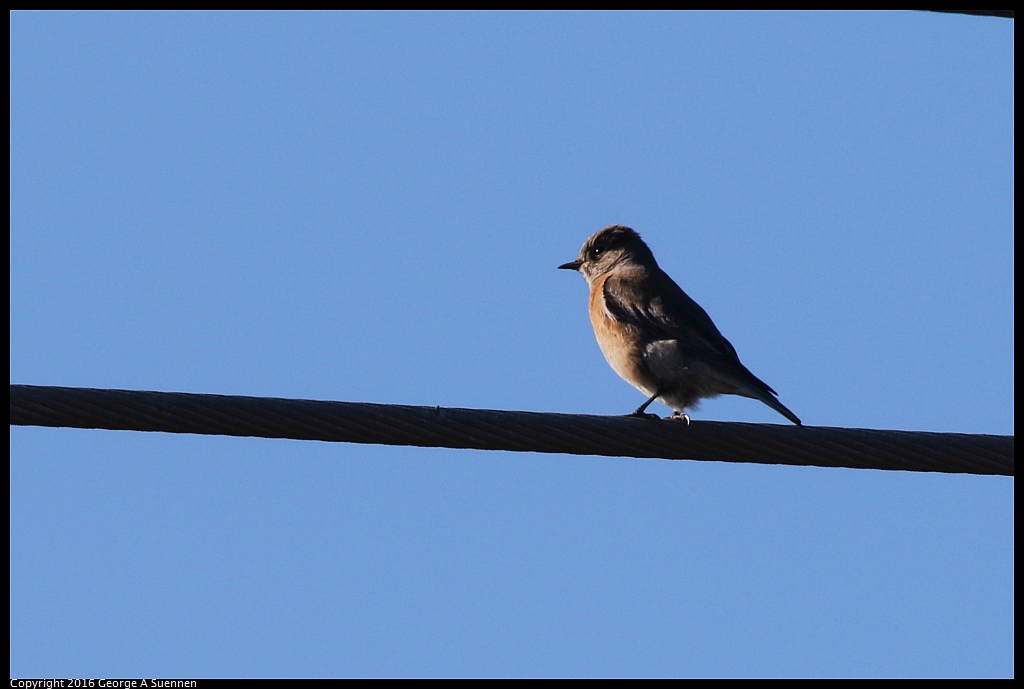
<box><xmin>10</xmin><ymin>384</ymin><xmax>1013</xmax><ymax>476</ymax></box>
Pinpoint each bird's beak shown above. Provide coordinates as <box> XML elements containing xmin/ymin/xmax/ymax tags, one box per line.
<box><xmin>558</xmin><ymin>259</ymin><xmax>583</xmax><ymax>271</ymax></box>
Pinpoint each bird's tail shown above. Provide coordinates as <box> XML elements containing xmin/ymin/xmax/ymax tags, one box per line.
<box><xmin>754</xmin><ymin>391</ymin><xmax>802</xmax><ymax>426</ymax></box>
<box><xmin>736</xmin><ymin>369</ymin><xmax>802</xmax><ymax>425</ymax></box>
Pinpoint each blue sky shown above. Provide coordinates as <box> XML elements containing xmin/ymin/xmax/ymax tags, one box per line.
<box><xmin>10</xmin><ymin>12</ymin><xmax>1013</xmax><ymax>678</ymax></box>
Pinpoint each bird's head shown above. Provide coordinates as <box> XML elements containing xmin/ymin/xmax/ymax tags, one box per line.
<box><xmin>558</xmin><ymin>225</ymin><xmax>657</xmax><ymax>283</ymax></box>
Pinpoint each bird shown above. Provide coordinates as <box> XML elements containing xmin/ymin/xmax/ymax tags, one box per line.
<box><xmin>559</xmin><ymin>224</ymin><xmax>801</xmax><ymax>425</ymax></box>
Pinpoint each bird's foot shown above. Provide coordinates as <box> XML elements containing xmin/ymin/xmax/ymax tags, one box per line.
<box><xmin>669</xmin><ymin>412</ymin><xmax>690</xmax><ymax>424</ymax></box>
<box><xmin>627</xmin><ymin>410</ymin><xmax>661</xmax><ymax>420</ymax></box>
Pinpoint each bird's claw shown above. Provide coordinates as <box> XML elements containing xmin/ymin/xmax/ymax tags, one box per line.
<box><xmin>669</xmin><ymin>412</ymin><xmax>690</xmax><ymax>424</ymax></box>
<box><xmin>627</xmin><ymin>410</ymin><xmax>661</xmax><ymax>420</ymax></box>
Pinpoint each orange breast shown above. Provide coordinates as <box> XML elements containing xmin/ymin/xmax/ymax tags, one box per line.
<box><xmin>588</xmin><ymin>275</ymin><xmax>657</xmax><ymax>396</ymax></box>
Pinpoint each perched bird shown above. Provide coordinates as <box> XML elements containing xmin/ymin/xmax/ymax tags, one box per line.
<box><xmin>559</xmin><ymin>225</ymin><xmax>801</xmax><ymax>425</ymax></box>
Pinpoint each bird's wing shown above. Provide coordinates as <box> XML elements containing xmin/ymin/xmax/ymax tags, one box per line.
<box><xmin>601</xmin><ymin>269</ymin><xmax>779</xmax><ymax>396</ymax></box>
<box><xmin>601</xmin><ymin>269</ymin><xmax>736</xmax><ymax>358</ymax></box>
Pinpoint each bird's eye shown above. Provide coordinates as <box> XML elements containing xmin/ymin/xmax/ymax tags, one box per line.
<box><xmin>589</xmin><ymin>247</ymin><xmax>603</xmax><ymax>258</ymax></box>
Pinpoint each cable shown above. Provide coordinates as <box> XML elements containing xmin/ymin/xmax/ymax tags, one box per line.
<box><xmin>10</xmin><ymin>384</ymin><xmax>1013</xmax><ymax>476</ymax></box>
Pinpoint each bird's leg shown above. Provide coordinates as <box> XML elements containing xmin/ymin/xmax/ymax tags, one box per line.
<box><xmin>628</xmin><ymin>392</ymin><xmax>661</xmax><ymax>420</ymax></box>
